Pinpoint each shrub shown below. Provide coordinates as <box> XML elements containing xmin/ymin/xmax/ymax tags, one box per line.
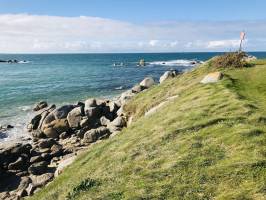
<box><xmin>212</xmin><ymin>52</ymin><xmax>248</xmax><ymax>68</ymax></box>
<box><xmin>66</xmin><ymin>178</ymin><xmax>100</xmax><ymax>200</ymax></box>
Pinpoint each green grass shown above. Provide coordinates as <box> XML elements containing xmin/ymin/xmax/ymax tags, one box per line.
<box><xmin>28</xmin><ymin>59</ymin><xmax>266</xmax><ymax>200</ymax></box>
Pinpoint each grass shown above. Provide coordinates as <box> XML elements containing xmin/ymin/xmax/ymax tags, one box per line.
<box><xmin>28</xmin><ymin>59</ymin><xmax>266</xmax><ymax>200</ymax></box>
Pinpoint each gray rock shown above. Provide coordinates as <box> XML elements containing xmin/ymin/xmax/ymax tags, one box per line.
<box><xmin>67</xmin><ymin>107</ymin><xmax>82</xmax><ymax>128</ymax></box>
<box><xmin>111</xmin><ymin>116</ymin><xmax>126</xmax><ymax>128</ymax></box>
<box><xmin>30</xmin><ymin>173</ymin><xmax>54</xmax><ymax>187</ymax></box>
<box><xmin>30</xmin><ymin>156</ymin><xmax>44</xmax><ymax>164</ymax></box>
<box><xmin>33</xmin><ymin>101</ymin><xmax>48</xmax><ymax>111</ymax></box>
<box><xmin>100</xmin><ymin>116</ymin><xmax>111</xmax><ymax>126</ymax></box>
<box><xmin>26</xmin><ymin>183</ymin><xmax>35</xmax><ymax>196</ymax></box>
<box><xmin>119</xmin><ymin>90</ymin><xmax>134</xmax><ymax>105</ymax></box>
<box><xmin>42</xmin><ymin>119</ymin><xmax>69</xmax><ymax>138</ymax></box>
<box><xmin>84</xmin><ymin>98</ymin><xmax>97</xmax><ymax>110</ymax></box>
<box><xmin>159</xmin><ymin>71</ymin><xmax>176</xmax><ymax>84</ymax></box>
<box><xmin>28</xmin><ymin>161</ymin><xmax>48</xmax><ymax>175</ymax></box>
<box><xmin>38</xmin><ymin>138</ymin><xmax>56</xmax><ymax>149</ymax></box>
<box><xmin>83</xmin><ymin>127</ymin><xmax>110</xmax><ymax>143</ymax></box>
<box><xmin>131</xmin><ymin>84</ymin><xmax>145</xmax><ymax>93</ymax></box>
<box><xmin>8</xmin><ymin>157</ymin><xmax>26</xmax><ymax>171</ymax></box>
<box><xmin>200</xmin><ymin>72</ymin><xmax>223</xmax><ymax>84</ymax></box>
<box><xmin>139</xmin><ymin>77</ymin><xmax>155</xmax><ymax>88</ymax></box>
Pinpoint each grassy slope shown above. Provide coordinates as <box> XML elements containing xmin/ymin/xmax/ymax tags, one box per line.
<box><xmin>29</xmin><ymin>60</ymin><xmax>266</xmax><ymax>200</ymax></box>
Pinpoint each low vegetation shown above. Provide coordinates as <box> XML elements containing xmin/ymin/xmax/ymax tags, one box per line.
<box><xmin>211</xmin><ymin>52</ymin><xmax>248</xmax><ymax>69</ymax></box>
<box><xmin>28</xmin><ymin>58</ymin><xmax>266</xmax><ymax>200</ymax></box>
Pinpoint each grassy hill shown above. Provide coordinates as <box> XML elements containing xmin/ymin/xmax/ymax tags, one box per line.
<box><xmin>29</xmin><ymin>59</ymin><xmax>266</xmax><ymax>200</ymax></box>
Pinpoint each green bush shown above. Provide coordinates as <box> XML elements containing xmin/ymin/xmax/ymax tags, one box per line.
<box><xmin>212</xmin><ymin>52</ymin><xmax>248</xmax><ymax>68</ymax></box>
<box><xmin>66</xmin><ymin>178</ymin><xmax>99</xmax><ymax>200</ymax></box>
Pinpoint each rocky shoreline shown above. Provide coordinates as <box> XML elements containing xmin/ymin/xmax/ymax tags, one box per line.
<box><xmin>0</xmin><ymin>70</ymin><xmax>179</xmax><ymax>200</ymax></box>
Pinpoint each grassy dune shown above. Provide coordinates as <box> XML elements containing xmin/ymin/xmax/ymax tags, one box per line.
<box><xmin>29</xmin><ymin>59</ymin><xmax>266</xmax><ymax>200</ymax></box>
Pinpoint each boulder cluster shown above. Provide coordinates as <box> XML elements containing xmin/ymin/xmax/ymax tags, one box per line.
<box><xmin>0</xmin><ymin>75</ymin><xmax>164</xmax><ymax>200</ymax></box>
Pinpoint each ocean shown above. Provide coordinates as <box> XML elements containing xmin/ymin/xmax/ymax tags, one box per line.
<box><xmin>1</xmin><ymin>52</ymin><xmax>266</xmax><ymax>141</ymax></box>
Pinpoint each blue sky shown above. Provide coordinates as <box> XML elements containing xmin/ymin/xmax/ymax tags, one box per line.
<box><xmin>0</xmin><ymin>0</ymin><xmax>265</xmax><ymax>53</ymax></box>
<box><xmin>0</xmin><ymin>0</ymin><xmax>266</xmax><ymax>22</ymax></box>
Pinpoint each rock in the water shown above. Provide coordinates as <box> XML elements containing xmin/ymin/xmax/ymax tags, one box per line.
<box><xmin>139</xmin><ymin>77</ymin><xmax>155</xmax><ymax>88</ymax></box>
<box><xmin>67</xmin><ymin>107</ymin><xmax>82</xmax><ymax>128</ymax></box>
<box><xmin>200</xmin><ymin>72</ymin><xmax>223</xmax><ymax>84</ymax></box>
<box><xmin>28</xmin><ymin>161</ymin><xmax>48</xmax><ymax>175</ymax></box>
<box><xmin>33</xmin><ymin>101</ymin><xmax>48</xmax><ymax>111</ymax></box>
<box><xmin>159</xmin><ymin>71</ymin><xmax>176</xmax><ymax>84</ymax></box>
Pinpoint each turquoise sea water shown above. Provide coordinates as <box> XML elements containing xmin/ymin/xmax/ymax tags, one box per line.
<box><xmin>0</xmin><ymin>52</ymin><xmax>265</xmax><ymax>140</ymax></box>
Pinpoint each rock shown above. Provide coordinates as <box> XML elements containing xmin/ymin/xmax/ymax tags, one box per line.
<box><xmin>85</xmin><ymin>106</ymin><xmax>101</xmax><ymax>119</ymax></box>
<box><xmin>53</xmin><ymin>105</ymin><xmax>76</xmax><ymax>120</ymax></box>
<box><xmin>108</xmin><ymin>101</ymin><xmax>119</xmax><ymax>113</ymax></box>
<box><xmin>30</xmin><ymin>173</ymin><xmax>54</xmax><ymax>187</ymax></box>
<box><xmin>50</xmin><ymin>144</ymin><xmax>63</xmax><ymax>157</ymax></box>
<box><xmin>30</xmin><ymin>156</ymin><xmax>44</xmax><ymax>164</ymax></box>
<box><xmin>8</xmin><ymin>157</ymin><xmax>26</xmax><ymax>171</ymax></box>
<box><xmin>67</xmin><ymin>107</ymin><xmax>82</xmax><ymax>128</ymax></box>
<box><xmin>83</xmin><ymin>129</ymin><xmax>98</xmax><ymax>143</ymax></box>
<box><xmin>100</xmin><ymin>116</ymin><xmax>111</xmax><ymax>126</ymax></box>
<box><xmin>59</xmin><ymin>132</ymin><xmax>70</xmax><ymax>140</ymax></box>
<box><xmin>111</xmin><ymin>116</ymin><xmax>126</xmax><ymax>128</ymax></box>
<box><xmin>41</xmin><ymin>105</ymin><xmax>75</xmax><ymax>129</ymax></box>
<box><xmin>31</xmin><ymin>129</ymin><xmax>45</xmax><ymax>139</ymax></box>
<box><xmin>55</xmin><ymin>156</ymin><xmax>76</xmax><ymax>177</ymax></box>
<box><xmin>80</xmin><ymin>117</ymin><xmax>90</xmax><ymax>128</ymax></box>
<box><xmin>84</xmin><ymin>98</ymin><xmax>97</xmax><ymax>109</ymax></box>
<box><xmin>131</xmin><ymin>84</ymin><xmax>145</xmax><ymax>93</ymax></box>
<box><xmin>116</xmin><ymin>106</ymin><xmax>124</xmax><ymax>116</ymax></box>
<box><xmin>38</xmin><ymin>138</ymin><xmax>56</xmax><ymax>149</ymax></box>
<box><xmin>83</xmin><ymin>127</ymin><xmax>110</xmax><ymax>143</ymax></box>
<box><xmin>0</xmin><ymin>142</ymin><xmax>32</xmax><ymax>169</ymax></box>
<box><xmin>6</xmin><ymin>125</ymin><xmax>14</xmax><ymax>129</ymax></box>
<box><xmin>200</xmin><ymin>72</ymin><xmax>223</xmax><ymax>84</ymax></box>
<box><xmin>119</xmin><ymin>90</ymin><xmax>134</xmax><ymax>105</ymax></box>
<box><xmin>159</xmin><ymin>71</ymin><xmax>176</xmax><ymax>83</ymax></box>
<box><xmin>17</xmin><ymin>189</ymin><xmax>27</xmax><ymax>198</ymax></box>
<box><xmin>139</xmin><ymin>77</ymin><xmax>155</xmax><ymax>88</ymax></box>
<box><xmin>33</xmin><ymin>101</ymin><xmax>48</xmax><ymax>111</ymax></box>
<box><xmin>43</xmin><ymin>127</ymin><xmax>59</xmax><ymax>138</ymax></box>
<box><xmin>28</xmin><ymin>161</ymin><xmax>48</xmax><ymax>175</ymax></box>
<box><xmin>17</xmin><ymin>176</ymin><xmax>31</xmax><ymax>191</ymax></box>
<box><xmin>42</xmin><ymin>119</ymin><xmax>69</xmax><ymax>138</ymax></box>
<box><xmin>26</xmin><ymin>183</ymin><xmax>35</xmax><ymax>196</ymax></box>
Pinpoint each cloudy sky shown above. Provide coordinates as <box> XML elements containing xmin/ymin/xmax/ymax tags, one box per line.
<box><xmin>0</xmin><ymin>0</ymin><xmax>265</xmax><ymax>53</ymax></box>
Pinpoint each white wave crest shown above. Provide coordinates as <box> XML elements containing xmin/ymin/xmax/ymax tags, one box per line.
<box><xmin>148</xmin><ymin>59</ymin><xmax>202</xmax><ymax>67</ymax></box>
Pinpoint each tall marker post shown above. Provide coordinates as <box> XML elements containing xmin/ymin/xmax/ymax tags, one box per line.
<box><xmin>239</xmin><ymin>31</ymin><xmax>246</xmax><ymax>52</ymax></box>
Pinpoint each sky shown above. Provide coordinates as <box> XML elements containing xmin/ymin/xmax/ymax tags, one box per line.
<box><xmin>0</xmin><ymin>0</ymin><xmax>265</xmax><ymax>53</ymax></box>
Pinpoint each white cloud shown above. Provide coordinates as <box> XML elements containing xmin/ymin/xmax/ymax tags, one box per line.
<box><xmin>0</xmin><ymin>14</ymin><xmax>265</xmax><ymax>53</ymax></box>
<box><xmin>206</xmin><ymin>40</ymin><xmax>241</xmax><ymax>49</ymax></box>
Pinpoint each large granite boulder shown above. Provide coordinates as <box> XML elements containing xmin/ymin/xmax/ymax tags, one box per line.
<box><xmin>67</xmin><ymin>107</ymin><xmax>83</xmax><ymax>128</ymax></box>
<box><xmin>200</xmin><ymin>72</ymin><xmax>223</xmax><ymax>84</ymax></box>
<box><xmin>83</xmin><ymin>127</ymin><xmax>110</xmax><ymax>143</ymax></box>
<box><xmin>42</xmin><ymin>119</ymin><xmax>69</xmax><ymax>138</ymax></box>
<box><xmin>140</xmin><ymin>77</ymin><xmax>155</xmax><ymax>88</ymax></box>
